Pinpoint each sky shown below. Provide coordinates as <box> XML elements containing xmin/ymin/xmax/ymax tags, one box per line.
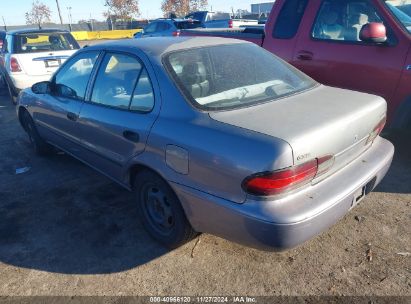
<box><xmin>0</xmin><ymin>0</ymin><xmax>260</xmax><ymax>26</ymax></box>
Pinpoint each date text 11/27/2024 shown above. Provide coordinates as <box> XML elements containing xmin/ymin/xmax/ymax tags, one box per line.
<box><xmin>149</xmin><ymin>296</ymin><xmax>257</xmax><ymax>303</ymax></box>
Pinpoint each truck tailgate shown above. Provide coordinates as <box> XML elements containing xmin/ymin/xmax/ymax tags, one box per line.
<box><xmin>181</xmin><ymin>28</ymin><xmax>265</xmax><ymax>46</ymax></box>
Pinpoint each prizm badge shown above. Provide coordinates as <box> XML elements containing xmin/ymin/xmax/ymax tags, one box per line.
<box><xmin>297</xmin><ymin>153</ymin><xmax>311</xmax><ymax>161</ymax></box>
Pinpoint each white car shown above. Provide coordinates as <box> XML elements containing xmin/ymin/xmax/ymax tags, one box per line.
<box><xmin>0</xmin><ymin>29</ymin><xmax>79</xmax><ymax>103</ymax></box>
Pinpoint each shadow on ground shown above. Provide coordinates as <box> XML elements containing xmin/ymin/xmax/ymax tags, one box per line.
<box><xmin>0</xmin><ymin>94</ymin><xmax>169</xmax><ymax>274</ymax></box>
<box><xmin>376</xmin><ymin>131</ymin><xmax>411</xmax><ymax>194</ymax></box>
<box><xmin>0</xmin><ymin>151</ymin><xmax>170</xmax><ymax>274</ymax></box>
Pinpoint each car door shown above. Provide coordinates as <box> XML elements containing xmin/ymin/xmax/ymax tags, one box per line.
<box><xmin>75</xmin><ymin>51</ymin><xmax>160</xmax><ymax>181</ymax></box>
<box><xmin>33</xmin><ymin>50</ymin><xmax>100</xmax><ymax>152</ymax></box>
<box><xmin>292</xmin><ymin>0</ymin><xmax>409</xmax><ymax>105</ymax></box>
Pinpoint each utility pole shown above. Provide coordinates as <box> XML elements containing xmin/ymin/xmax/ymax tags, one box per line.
<box><xmin>1</xmin><ymin>16</ymin><xmax>6</xmax><ymax>31</ymax></box>
<box><xmin>67</xmin><ymin>7</ymin><xmax>72</xmax><ymax>31</ymax></box>
<box><xmin>55</xmin><ymin>0</ymin><xmax>64</xmax><ymax>24</ymax></box>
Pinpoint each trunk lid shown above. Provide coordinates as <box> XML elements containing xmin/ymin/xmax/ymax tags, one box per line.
<box><xmin>14</xmin><ymin>50</ymin><xmax>76</xmax><ymax>76</ymax></box>
<box><xmin>209</xmin><ymin>85</ymin><xmax>386</xmax><ymax>181</ymax></box>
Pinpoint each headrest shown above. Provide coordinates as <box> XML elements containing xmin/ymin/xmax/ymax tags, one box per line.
<box><xmin>48</xmin><ymin>35</ymin><xmax>59</xmax><ymax>43</ymax></box>
<box><xmin>181</xmin><ymin>62</ymin><xmax>207</xmax><ymax>86</ymax></box>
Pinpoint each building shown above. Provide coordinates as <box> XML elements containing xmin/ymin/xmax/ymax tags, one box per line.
<box><xmin>251</xmin><ymin>2</ymin><xmax>275</xmax><ymax>16</ymax></box>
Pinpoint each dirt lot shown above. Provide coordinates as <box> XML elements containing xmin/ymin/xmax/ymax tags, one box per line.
<box><xmin>0</xmin><ymin>88</ymin><xmax>410</xmax><ymax>297</ymax></box>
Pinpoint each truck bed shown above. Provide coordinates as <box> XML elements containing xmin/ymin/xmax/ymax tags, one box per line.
<box><xmin>181</xmin><ymin>27</ymin><xmax>265</xmax><ymax>46</ymax></box>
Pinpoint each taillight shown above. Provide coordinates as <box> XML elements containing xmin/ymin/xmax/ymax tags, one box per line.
<box><xmin>367</xmin><ymin>116</ymin><xmax>386</xmax><ymax>144</ymax></box>
<box><xmin>228</xmin><ymin>19</ymin><xmax>233</xmax><ymax>28</ymax></box>
<box><xmin>172</xmin><ymin>31</ymin><xmax>180</xmax><ymax>37</ymax></box>
<box><xmin>10</xmin><ymin>57</ymin><xmax>22</xmax><ymax>73</ymax></box>
<box><xmin>243</xmin><ymin>155</ymin><xmax>334</xmax><ymax>196</ymax></box>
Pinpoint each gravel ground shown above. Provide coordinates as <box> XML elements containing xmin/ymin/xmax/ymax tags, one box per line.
<box><xmin>0</xmin><ymin>88</ymin><xmax>410</xmax><ymax>297</ymax></box>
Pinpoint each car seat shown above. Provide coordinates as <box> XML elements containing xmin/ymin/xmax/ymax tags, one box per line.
<box><xmin>320</xmin><ymin>11</ymin><xmax>344</xmax><ymax>40</ymax></box>
<box><xmin>345</xmin><ymin>4</ymin><xmax>369</xmax><ymax>41</ymax></box>
<box><xmin>180</xmin><ymin>62</ymin><xmax>209</xmax><ymax>99</ymax></box>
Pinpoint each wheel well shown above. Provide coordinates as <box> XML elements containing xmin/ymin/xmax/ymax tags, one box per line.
<box><xmin>128</xmin><ymin>164</ymin><xmax>162</xmax><ymax>190</ymax></box>
<box><xmin>392</xmin><ymin>96</ymin><xmax>411</xmax><ymax>130</ymax></box>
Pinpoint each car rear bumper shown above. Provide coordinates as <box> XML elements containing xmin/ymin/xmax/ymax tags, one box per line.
<box><xmin>172</xmin><ymin>137</ymin><xmax>394</xmax><ymax>251</ymax></box>
<box><xmin>10</xmin><ymin>73</ymin><xmax>52</xmax><ymax>90</ymax></box>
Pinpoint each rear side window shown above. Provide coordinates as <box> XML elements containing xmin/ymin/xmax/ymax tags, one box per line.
<box><xmin>13</xmin><ymin>32</ymin><xmax>79</xmax><ymax>54</ymax></box>
<box><xmin>273</xmin><ymin>0</ymin><xmax>308</xmax><ymax>39</ymax></box>
<box><xmin>157</xmin><ymin>22</ymin><xmax>172</xmax><ymax>32</ymax></box>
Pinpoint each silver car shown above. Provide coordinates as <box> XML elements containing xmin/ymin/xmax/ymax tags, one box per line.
<box><xmin>17</xmin><ymin>37</ymin><xmax>394</xmax><ymax>250</ymax></box>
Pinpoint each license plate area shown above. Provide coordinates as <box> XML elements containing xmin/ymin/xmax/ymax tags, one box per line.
<box><xmin>44</xmin><ymin>60</ymin><xmax>60</xmax><ymax>68</ymax></box>
<box><xmin>351</xmin><ymin>176</ymin><xmax>377</xmax><ymax>209</ymax></box>
<box><xmin>352</xmin><ymin>186</ymin><xmax>366</xmax><ymax>207</ymax></box>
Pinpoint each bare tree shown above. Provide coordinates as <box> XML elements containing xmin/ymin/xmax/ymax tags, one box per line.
<box><xmin>104</xmin><ymin>0</ymin><xmax>140</xmax><ymax>20</ymax></box>
<box><xmin>161</xmin><ymin>0</ymin><xmax>208</xmax><ymax>18</ymax></box>
<box><xmin>25</xmin><ymin>0</ymin><xmax>52</xmax><ymax>29</ymax></box>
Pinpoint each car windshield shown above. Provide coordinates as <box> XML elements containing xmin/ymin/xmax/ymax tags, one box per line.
<box><xmin>385</xmin><ymin>0</ymin><xmax>411</xmax><ymax>33</ymax></box>
<box><xmin>164</xmin><ymin>43</ymin><xmax>317</xmax><ymax>111</ymax></box>
<box><xmin>13</xmin><ymin>32</ymin><xmax>79</xmax><ymax>54</ymax></box>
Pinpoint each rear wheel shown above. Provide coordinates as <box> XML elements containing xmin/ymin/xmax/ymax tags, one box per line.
<box><xmin>21</xmin><ymin>110</ymin><xmax>52</xmax><ymax>156</ymax></box>
<box><xmin>134</xmin><ymin>170</ymin><xmax>198</xmax><ymax>249</ymax></box>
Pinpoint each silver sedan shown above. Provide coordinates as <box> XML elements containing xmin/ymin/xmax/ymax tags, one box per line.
<box><xmin>16</xmin><ymin>37</ymin><xmax>394</xmax><ymax>250</ymax></box>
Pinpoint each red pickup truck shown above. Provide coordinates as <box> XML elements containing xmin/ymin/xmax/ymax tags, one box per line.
<box><xmin>182</xmin><ymin>0</ymin><xmax>411</xmax><ymax>129</ymax></box>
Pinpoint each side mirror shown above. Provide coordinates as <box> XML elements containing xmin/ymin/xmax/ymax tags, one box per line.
<box><xmin>360</xmin><ymin>22</ymin><xmax>387</xmax><ymax>43</ymax></box>
<box><xmin>32</xmin><ymin>81</ymin><xmax>51</xmax><ymax>94</ymax></box>
<box><xmin>55</xmin><ymin>83</ymin><xmax>78</xmax><ymax>99</ymax></box>
<box><xmin>134</xmin><ymin>31</ymin><xmax>143</xmax><ymax>38</ymax></box>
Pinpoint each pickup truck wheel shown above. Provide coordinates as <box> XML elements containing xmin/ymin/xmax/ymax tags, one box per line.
<box><xmin>134</xmin><ymin>170</ymin><xmax>198</xmax><ymax>249</ymax></box>
<box><xmin>22</xmin><ymin>110</ymin><xmax>52</xmax><ymax>156</ymax></box>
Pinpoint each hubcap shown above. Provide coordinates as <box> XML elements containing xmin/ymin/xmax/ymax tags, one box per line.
<box><xmin>142</xmin><ymin>183</ymin><xmax>174</xmax><ymax>235</ymax></box>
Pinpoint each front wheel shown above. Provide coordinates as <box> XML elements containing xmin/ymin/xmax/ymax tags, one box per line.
<box><xmin>134</xmin><ymin>170</ymin><xmax>198</xmax><ymax>249</ymax></box>
<box><xmin>21</xmin><ymin>110</ymin><xmax>52</xmax><ymax>156</ymax></box>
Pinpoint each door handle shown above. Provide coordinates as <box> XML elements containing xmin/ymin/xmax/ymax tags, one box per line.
<box><xmin>297</xmin><ymin>51</ymin><xmax>314</xmax><ymax>61</ymax></box>
<box><xmin>66</xmin><ymin>112</ymin><xmax>78</xmax><ymax>121</ymax></box>
<box><xmin>123</xmin><ymin>130</ymin><xmax>140</xmax><ymax>143</ymax></box>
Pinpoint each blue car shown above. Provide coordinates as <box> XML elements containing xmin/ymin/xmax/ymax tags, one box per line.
<box><xmin>134</xmin><ymin>18</ymin><xmax>202</xmax><ymax>38</ymax></box>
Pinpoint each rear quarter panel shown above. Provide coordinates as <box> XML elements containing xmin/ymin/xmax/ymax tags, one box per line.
<box><xmin>125</xmin><ymin>60</ymin><xmax>293</xmax><ymax>203</ymax></box>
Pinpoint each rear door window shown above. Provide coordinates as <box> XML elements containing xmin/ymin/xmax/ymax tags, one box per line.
<box><xmin>273</xmin><ymin>0</ymin><xmax>309</xmax><ymax>39</ymax></box>
<box><xmin>144</xmin><ymin>22</ymin><xmax>157</xmax><ymax>34</ymax></box>
<box><xmin>156</xmin><ymin>22</ymin><xmax>172</xmax><ymax>32</ymax></box>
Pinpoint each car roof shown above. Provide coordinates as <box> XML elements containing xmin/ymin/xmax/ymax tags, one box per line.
<box><xmin>84</xmin><ymin>37</ymin><xmax>248</xmax><ymax>59</ymax></box>
<box><xmin>7</xmin><ymin>28</ymin><xmax>70</xmax><ymax>35</ymax></box>
<box><xmin>151</xmin><ymin>19</ymin><xmax>188</xmax><ymax>23</ymax></box>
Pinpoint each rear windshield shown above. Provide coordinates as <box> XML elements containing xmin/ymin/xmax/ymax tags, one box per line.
<box><xmin>174</xmin><ymin>21</ymin><xmax>202</xmax><ymax>29</ymax></box>
<box><xmin>208</xmin><ymin>12</ymin><xmax>231</xmax><ymax>21</ymax></box>
<box><xmin>164</xmin><ymin>44</ymin><xmax>316</xmax><ymax>111</ymax></box>
<box><xmin>13</xmin><ymin>32</ymin><xmax>79</xmax><ymax>54</ymax></box>
<box><xmin>185</xmin><ymin>12</ymin><xmax>205</xmax><ymax>21</ymax></box>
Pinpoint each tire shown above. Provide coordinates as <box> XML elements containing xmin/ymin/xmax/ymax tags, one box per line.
<box><xmin>21</xmin><ymin>110</ymin><xmax>52</xmax><ymax>156</ymax></box>
<box><xmin>134</xmin><ymin>170</ymin><xmax>198</xmax><ymax>249</ymax></box>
